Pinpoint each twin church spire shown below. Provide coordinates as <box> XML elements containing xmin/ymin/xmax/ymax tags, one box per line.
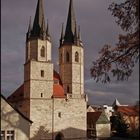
<box><xmin>26</xmin><ymin>0</ymin><xmax>82</xmax><ymax>46</ymax></box>
<box><xmin>26</xmin><ymin>0</ymin><xmax>50</xmax><ymax>41</ymax></box>
<box><xmin>60</xmin><ymin>0</ymin><xmax>83</xmax><ymax>46</ymax></box>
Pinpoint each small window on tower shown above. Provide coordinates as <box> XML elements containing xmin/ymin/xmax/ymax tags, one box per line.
<box><xmin>67</xmin><ymin>86</ymin><xmax>70</xmax><ymax>93</ymax></box>
<box><xmin>60</xmin><ymin>53</ymin><xmax>62</xmax><ymax>63</ymax></box>
<box><xmin>58</xmin><ymin>112</ymin><xmax>61</xmax><ymax>118</ymax></box>
<box><xmin>75</xmin><ymin>52</ymin><xmax>79</xmax><ymax>62</ymax></box>
<box><xmin>66</xmin><ymin>52</ymin><xmax>69</xmax><ymax>62</ymax></box>
<box><xmin>41</xmin><ymin>93</ymin><xmax>43</xmax><ymax>98</ymax></box>
<box><xmin>41</xmin><ymin>46</ymin><xmax>45</xmax><ymax>57</ymax></box>
<box><xmin>41</xmin><ymin>70</ymin><xmax>44</xmax><ymax>77</ymax></box>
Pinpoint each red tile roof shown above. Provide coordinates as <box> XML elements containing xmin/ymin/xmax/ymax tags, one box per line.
<box><xmin>116</xmin><ymin>106</ymin><xmax>139</xmax><ymax>116</ymax></box>
<box><xmin>53</xmin><ymin>84</ymin><xmax>65</xmax><ymax>98</ymax></box>
<box><xmin>53</xmin><ymin>70</ymin><xmax>63</xmax><ymax>85</ymax></box>
<box><xmin>8</xmin><ymin>70</ymin><xmax>65</xmax><ymax>101</ymax></box>
<box><xmin>87</xmin><ymin>112</ymin><xmax>102</xmax><ymax>125</ymax></box>
<box><xmin>53</xmin><ymin>70</ymin><xmax>65</xmax><ymax>98</ymax></box>
<box><xmin>7</xmin><ymin>84</ymin><xmax>24</xmax><ymax>102</ymax></box>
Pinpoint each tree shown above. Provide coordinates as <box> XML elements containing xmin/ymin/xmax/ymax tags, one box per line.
<box><xmin>90</xmin><ymin>0</ymin><xmax>139</xmax><ymax>83</ymax></box>
<box><xmin>110</xmin><ymin>113</ymin><xmax>129</xmax><ymax>137</ymax></box>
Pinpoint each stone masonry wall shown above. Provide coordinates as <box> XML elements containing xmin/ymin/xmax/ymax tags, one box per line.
<box><xmin>29</xmin><ymin>98</ymin><xmax>87</xmax><ymax>140</ymax></box>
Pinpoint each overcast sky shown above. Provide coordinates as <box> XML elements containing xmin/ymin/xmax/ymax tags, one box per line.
<box><xmin>1</xmin><ymin>0</ymin><xmax>139</xmax><ymax>105</ymax></box>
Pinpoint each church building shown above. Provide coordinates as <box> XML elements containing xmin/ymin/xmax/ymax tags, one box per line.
<box><xmin>7</xmin><ymin>0</ymin><xmax>87</xmax><ymax>139</ymax></box>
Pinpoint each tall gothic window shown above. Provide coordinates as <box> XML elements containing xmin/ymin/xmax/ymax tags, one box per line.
<box><xmin>66</xmin><ymin>52</ymin><xmax>69</xmax><ymax>62</ymax></box>
<box><xmin>75</xmin><ymin>52</ymin><xmax>79</xmax><ymax>62</ymax></box>
<box><xmin>41</xmin><ymin>46</ymin><xmax>45</xmax><ymax>57</ymax></box>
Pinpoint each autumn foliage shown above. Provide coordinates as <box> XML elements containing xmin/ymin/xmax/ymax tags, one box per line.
<box><xmin>90</xmin><ymin>0</ymin><xmax>139</xmax><ymax>83</ymax></box>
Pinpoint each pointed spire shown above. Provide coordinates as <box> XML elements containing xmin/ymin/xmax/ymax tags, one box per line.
<box><xmin>29</xmin><ymin>0</ymin><xmax>50</xmax><ymax>40</ymax></box>
<box><xmin>60</xmin><ymin>23</ymin><xmax>64</xmax><ymax>45</ymax></box>
<box><xmin>78</xmin><ymin>25</ymin><xmax>83</xmax><ymax>46</ymax></box>
<box><xmin>64</xmin><ymin>0</ymin><xmax>76</xmax><ymax>44</ymax></box>
<box><xmin>26</xmin><ymin>16</ymin><xmax>32</xmax><ymax>41</ymax></box>
<box><xmin>46</xmin><ymin>20</ymin><xmax>51</xmax><ymax>41</ymax></box>
<box><xmin>112</xmin><ymin>98</ymin><xmax>121</xmax><ymax>107</ymax></box>
<box><xmin>46</xmin><ymin>19</ymin><xmax>49</xmax><ymax>36</ymax></box>
<box><xmin>74</xmin><ymin>21</ymin><xmax>78</xmax><ymax>44</ymax></box>
<box><xmin>28</xmin><ymin>16</ymin><xmax>32</xmax><ymax>33</ymax></box>
<box><xmin>78</xmin><ymin>25</ymin><xmax>81</xmax><ymax>40</ymax></box>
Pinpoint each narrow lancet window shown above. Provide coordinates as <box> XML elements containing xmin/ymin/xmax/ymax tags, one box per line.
<box><xmin>41</xmin><ymin>46</ymin><xmax>45</xmax><ymax>57</ymax></box>
<box><xmin>75</xmin><ymin>52</ymin><xmax>79</xmax><ymax>62</ymax></box>
<box><xmin>67</xmin><ymin>86</ymin><xmax>70</xmax><ymax>93</ymax></box>
<box><xmin>66</xmin><ymin>52</ymin><xmax>70</xmax><ymax>62</ymax></box>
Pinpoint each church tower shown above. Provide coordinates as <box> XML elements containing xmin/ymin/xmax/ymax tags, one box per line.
<box><xmin>24</xmin><ymin>0</ymin><xmax>53</xmax><ymax>101</ymax></box>
<box><xmin>59</xmin><ymin>0</ymin><xmax>84</xmax><ymax>98</ymax></box>
<box><xmin>24</xmin><ymin>0</ymin><xmax>54</xmax><ymax>135</ymax></box>
<box><xmin>8</xmin><ymin>0</ymin><xmax>87</xmax><ymax>139</ymax></box>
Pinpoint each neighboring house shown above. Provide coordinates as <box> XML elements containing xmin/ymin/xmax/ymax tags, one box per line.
<box><xmin>102</xmin><ymin>105</ymin><xmax>114</xmax><ymax>120</ymax></box>
<box><xmin>87</xmin><ymin>111</ymin><xmax>111</xmax><ymax>139</ymax></box>
<box><xmin>114</xmin><ymin>105</ymin><xmax>139</xmax><ymax>137</ymax></box>
<box><xmin>87</xmin><ymin>105</ymin><xmax>96</xmax><ymax>112</ymax></box>
<box><xmin>1</xmin><ymin>94</ymin><xmax>32</xmax><ymax>140</ymax></box>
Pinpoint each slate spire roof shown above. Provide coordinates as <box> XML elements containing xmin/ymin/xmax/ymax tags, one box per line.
<box><xmin>112</xmin><ymin>98</ymin><xmax>121</xmax><ymax>107</ymax></box>
<box><xmin>62</xmin><ymin>0</ymin><xmax>83</xmax><ymax>46</ymax></box>
<box><xmin>26</xmin><ymin>0</ymin><xmax>50</xmax><ymax>41</ymax></box>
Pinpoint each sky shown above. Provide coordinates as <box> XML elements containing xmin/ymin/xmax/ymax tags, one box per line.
<box><xmin>1</xmin><ymin>0</ymin><xmax>139</xmax><ymax>105</ymax></box>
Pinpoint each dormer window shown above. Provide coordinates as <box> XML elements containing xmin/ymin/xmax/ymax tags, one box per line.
<box><xmin>41</xmin><ymin>46</ymin><xmax>45</xmax><ymax>57</ymax></box>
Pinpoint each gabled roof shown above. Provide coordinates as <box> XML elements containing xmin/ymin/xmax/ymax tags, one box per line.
<box><xmin>87</xmin><ymin>111</ymin><xmax>110</xmax><ymax>125</ymax></box>
<box><xmin>87</xmin><ymin>105</ymin><xmax>96</xmax><ymax>112</ymax></box>
<box><xmin>7</xmin><ymin>84</ymin><xmax>24</xmax><ymax>102</ymax></box>
<box><xmin>1</xmin><ymin>94</ymin><xmax>33</xmax><ymax>123</ymax></box>
<box><xmin>96</xmin><ymin>111</ymin><xmax>109</xmax><ymax>124</ymax></box>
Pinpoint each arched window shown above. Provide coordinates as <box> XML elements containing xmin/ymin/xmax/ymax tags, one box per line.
<box><xmin>66</xmin><ymin>52</ymin><xmax>69</xmax><ymax>62</ymax></box>
<box><xmin>75</xmin><ymin>52</ymin><xmax>79</xmax><ymax>62</ymax></box>
<box><xmin>41</xmin><ymin>46</ymin><xmax>45</xmax><ymax>57</ymax></box>
<box><xmin>55</xmin><ymin>132</ymin><xmax>64</xmax><ymax>140</ymax></box>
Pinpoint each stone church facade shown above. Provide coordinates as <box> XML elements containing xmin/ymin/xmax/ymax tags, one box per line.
<box><xmin>7</xmin><ymin>0</ymin><xmax>87</xmax><ymax>139</ymax></box>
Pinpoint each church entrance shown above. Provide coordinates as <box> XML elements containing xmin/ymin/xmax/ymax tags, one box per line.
<box><xmin>55</xmin><ymin>132</ymin><xmax>64</xmax><ymax>140</ymax></box>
